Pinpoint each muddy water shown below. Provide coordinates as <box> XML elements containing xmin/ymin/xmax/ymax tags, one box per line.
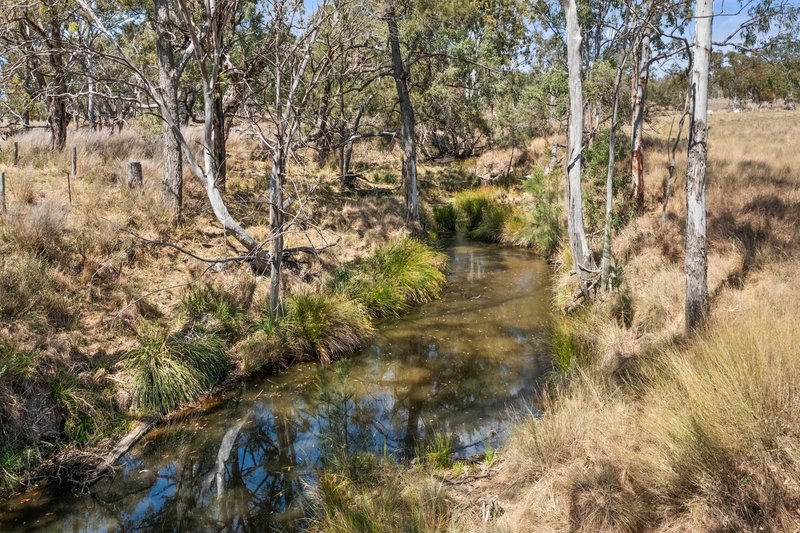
<box><xmin>0</xmin><ymin>239</ymin><xmax>552</xmax><ymax>532</ymax></box>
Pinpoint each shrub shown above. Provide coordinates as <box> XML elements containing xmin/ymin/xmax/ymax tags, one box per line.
<box><xmin>283</xmin><ymin>292</ymin><xmax>373</xmax><ymax>364</ymax></box>
<box><xmin>431</xmin><ymin>204</ymin><xmax>457</xmax><ymax>234</ymax></box>
<box><xmin>505</xmin><ymin>168</ymin><xmax>564</xmax><ymax>255</ymax></box>
<box><xmin>126</xmin><ymin>327</ymin><xmax>230</xmax><ymax>414</ymax></box>
<box><xmin>337</xmin><ymin>237</ymin><xmax>448</xmax><ymax>317</ymax></box>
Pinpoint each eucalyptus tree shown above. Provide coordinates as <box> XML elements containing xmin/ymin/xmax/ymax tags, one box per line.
<box><xmin>243</xmin><ymin>0</ymin><xmax>337</xmax><ymax>316</ymax></box>
<box><xmin>78</xmin><ymin>0</ymin><xmax>269</xmax><ymax>262</ymax></box>
<box><xmin>684</xmin><ymin>0</ymin><xmax>712</xmax><ymax>330</ymax></box>
<box><xmin>0</xmin><ymin>0</ymin><xmax>77</xmax><ymax>150</ymax></box>
<box><xmin>562</xmin><ymin>0</ymin><xmax>594</xmax><ymax>292</ymax></box>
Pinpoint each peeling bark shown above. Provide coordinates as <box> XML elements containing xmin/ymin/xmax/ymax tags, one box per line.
<box><xmin>685</xmin><ymin>0</ymin><xmax>712</xmax><ymax>331</ymax></box>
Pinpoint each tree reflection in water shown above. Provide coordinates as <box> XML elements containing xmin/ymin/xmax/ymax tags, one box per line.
<box><xmin>0</xmin><ymin>240</ymin><xmax>553</xmax><ymax>533</ymax></box>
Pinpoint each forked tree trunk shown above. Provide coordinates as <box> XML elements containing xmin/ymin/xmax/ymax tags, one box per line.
<box><xmin>154</xmin><ymin>0</ymin><xmax>183</xmax><ymax>218</ymax></box>
<box><xmin>563</xmin><ymin>0</ymin><xmax>594</xmax><ymax>292</ymax></box>
<box><xmin>386</xmin><ymin>3</ymin><xmax>421</xmax><ymax>233</ymax></box>
<box><xmin>685</xmin><ymin>0</ymin><xmax>712</xmax><ymax>331</ymax></box>
<box><xmin>631</xmin><ymin>33</ymin><xmax>650</xmax><ymax>211</ymax></box>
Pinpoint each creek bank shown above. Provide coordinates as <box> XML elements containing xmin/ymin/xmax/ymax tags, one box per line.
<box><xmin>0</xmin><ymin>239</ymin><xmax>553</xmax><ymax>532</ymax></box>
<box><xmin>0</xmin><ymin>236</ymin><xmax>449</xmax><ymax>500</ymax></box>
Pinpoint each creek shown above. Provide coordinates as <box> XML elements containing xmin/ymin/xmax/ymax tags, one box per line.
<box><xmin>0</xmin><ymin>238</ymin><xmax>552</xmax><ymax>532</ymax></box>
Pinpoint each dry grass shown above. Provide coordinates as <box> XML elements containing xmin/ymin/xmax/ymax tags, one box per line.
<box><xmin>448</xmin><ymin>109</ymin><xmax>800</xmax><ymax>531</ymax></box>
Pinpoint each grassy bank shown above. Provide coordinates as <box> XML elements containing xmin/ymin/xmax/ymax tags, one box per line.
<box><xmin>310</xmin><ymin>110</ymin><xmax>800</xmax><ymax>531</ymax></box>
<box><xmin>0</xmin><ymin>127</ymin><xmax>454</xmax><ymax>496</ymax></box>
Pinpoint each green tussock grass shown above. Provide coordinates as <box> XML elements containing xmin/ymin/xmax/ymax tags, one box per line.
<box><xmin>336</xmin><ymin>237</ymin><xmax>448</xmax><ymax>317</ymax></box>
<box><xmin>182</xmin><ymin>283</ymin><xmax>249</xmax><ymax>342</ymax></box>
<box><xmin>126</xmin><ymin>326</ymin><xmax>231</xmax><ymax>414</ymax></box>
<box><xmin>311</xmin><ymin>464</ymin><xmax>451</xmax><ymax>533</ymax></box>
<box><xmin>283</xmin><ymin>292</ymin><xmax>374</xmax><ymax>364</ymax></box>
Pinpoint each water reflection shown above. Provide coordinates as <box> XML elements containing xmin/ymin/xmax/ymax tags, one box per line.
<box><xmin>1</xmin><ymin>239</ymin><xmax>552</xmax><ymax>532</ymax></box>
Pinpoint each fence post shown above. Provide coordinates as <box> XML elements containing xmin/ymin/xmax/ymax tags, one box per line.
<box><xmin>66</xmin><ymin>171</ymin><xmax>72</xmax><ymax>206</ymax></box>
<box><xmin>71</xmin><ymin>146</ymin><xmax>77</xmax><ymax>177</ymax></box>
<box><xmin>13</xmin><ymin>141</ymin><xmax>18</xmax><ymax>166</ymax></box>
<box><xmin>0</xmin><ymin>172</ymin><xmax>5</xmax><ymax>214</ymax></box>
<box><xmin>127</xmin><ymin>162</ymin><xmax>143</xmax><ymax>190</ymax></box>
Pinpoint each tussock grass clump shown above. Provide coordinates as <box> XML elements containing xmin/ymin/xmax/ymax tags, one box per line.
<box><xmin>431</xmin><ymin>204</ymin><xmax>457</xmax><ymax>234</ymax></box>
<box><xmin>312</xmin><ymin>466</ymin><xmax>451</xmax><ymax>533</ymax></box>
<box><xmin>0</xmin><ymin>254</ymin><xmax>75</xmax><ymax>329</ymax></box>
<box><xmin>126</xmin><ymin>327</ymin><xmax>231</xmax><ymax>414</ymax></box>
<box><xmin>1</xmin><ymin>197</ymin><xmax>69</xmax><ymax>260</ymax></box>
<box><xmin>182</xmin><ymin>283</ymin><xmax>249</xmax><ymax>342</ymax></box>
<box><xmin>283</xmin><ymin>292</ymin><xmax>373</xmax><ymax>364</ymax></box>
<box><xmin>635</xmin><ymin>312</ymin><xmax>800</xmax><ymax>528</ymax></box>
<box><xmin>337</xmin><ymin>237</ymin><xmax>448</xmax><ymax>317</ymax></box>
<box><xmin>453</xmin><ymin>187</ymin><xmax>501</xmax><ymax>232</ymax></box>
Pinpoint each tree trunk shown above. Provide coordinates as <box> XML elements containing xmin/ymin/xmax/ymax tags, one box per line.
<box><xmin>386</xmin><ymin>4</ymin><xmax>421</xmax><ymax>233</ymax></box>
<box><xmin>269</xmin><ymin>153</ymin><xmax>284</xmax><ymax>317</ymax></box>
<box><xmin>212</xmin><ymin>93</ymin><xmax>226</xmax><ymax>191</ymax></box>
<box><xmin>601</xmin><ymin>53</ymin><xmax>627</xmax><ymax>289</ymax></box>
<box><xmin>685</xmin><ymin>0</ymin><xmax>712</xmax><ymax>331</ymax></box>
<box><xmin>631</xmin><ymin>33</ymin><xmax>650</xmax><ymax>211</ymax></box>
<box><xmin>87</xmin><ymin>52</ymin><xmax>96</xmax><ymax>131</ymax></box>
<box><xmin>154</xmin><ymin>0</ymin><xmax>183</xmax><ymax>218</ymax></box>
<box><xmin>340</xmin><ymin>103</ymin><xmax>366</xmax><ymax>191</ymax></box>
<box><xmin>47</xmin><ymin>16</ymin><xmax>68</xmax><ymax>152</ymax></box>
<box><xmin>563</xmin><ymin>0</ymin><xmax>594</xmax><ymax>292</ymax></box>
<box><xmin>317</xmin><ymin>79</ymin><xmax>334</xmax><ymax>166</ymax></box>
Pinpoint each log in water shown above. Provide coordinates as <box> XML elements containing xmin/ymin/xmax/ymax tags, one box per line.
<box><xmin>0</xmin><ymin>239</ymin><xmax>552</xmax><ymax>532</ymax></box>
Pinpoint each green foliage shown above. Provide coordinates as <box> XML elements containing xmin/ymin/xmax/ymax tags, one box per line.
<box><xmin>283</xmin><ymin>292</ymin><xmax>373</xmax><ymax>364</ymax></box>
<box><xmin>505</xmin><ymin>169</ymin><xmax>564</xmax><ymax>254</ymax></box>
<box><xmin>611</xmin><ymin>285</ymin><xmax>634</xmax><ymax>329</ymax></box>
<box><xmin>182</xmin><ymin>284</ymin><xmax>248</xmax><ymax>342</ymax></box>
<box><xmin>313</xmin><ymin>466</ymin><xmax>449</xmax><ymax>533</ymax></box>
<box><xmin>0</xmin><ymin>340</ymin><xmax>36</xmax><ymax>381</ymax></box>
<box><xmin>418</xmin><ymin>432</ymin><xmax>454</xmax><ymax>469</ymax></box>
<box><xmin>431</xmin><ymin>204</ymin><xmax>457</xmax><ymax>234</ymax></box>
<box><xmin>583</xmin><ymin>129</ymin><xmax>629</xmax><ymax>233</ymax></box>
<box><xmin>453</xmin><ymin>187</ymin><xmax>498</xmax><ymax>230</ymax></box>
<box><xmin>336</xmin><ymin>238</ymin><xmax>448</xmax><ymax>317</ymax></box>
<box><xmin>126</xmin><ymin>326</ymin><xmax>231</xmax><ymax>414</ymax></box>
<box><xmin>551</xmin><ymin>320</ymin><xmax>590</xmax><ymax>373</ymax></box>
<box><xmin>0</xmin><ymin>444</ymin><xmax>39</xmax><ymax>495</ymax></box>
<box><xmin>371</xmin><ymin>169</ymin><xmax>399</xmax><ymax>185</ymax></box>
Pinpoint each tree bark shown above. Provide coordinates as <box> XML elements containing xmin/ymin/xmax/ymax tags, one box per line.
<box><xmin>87</xmin><ymin>51</ymin><xmax>96</xmax><ymax>131</ymax></box>
<box><xmin>386</xmin><ymin>3</ymin><xmax>421</xmax><ymax>233</ymax></box>
<box><xmin>601</xmin><ymin>53</ymin><xmax>627</xmax><ymax>289</ymax></box>
<box><xmin>212</xmin><ymin>92</ymin><xmax>226</xmax><ymax>191</ymax></box>
<box><xmin>631</xmin><ymin>33</ymin><xmax>650</xmax><ymax>211</ymax></box>
<box><xmin>563</xmin><ymin>0</ymin><xmax>594</xmax><ymax>292</ymax></box>
<box><xmin>154</xmin><ymin>0</ymin><xmax>183</xmax><ymax>218</ymax></box>
<box><xmin>685</xmin><ymin>0</ymin><xmax>712</xmax><ymax>331</ymax></box>
<box><xmin>47</xmin><ymin>16</ymin><xmax>68</xmax><ymax>152</ymax></box>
